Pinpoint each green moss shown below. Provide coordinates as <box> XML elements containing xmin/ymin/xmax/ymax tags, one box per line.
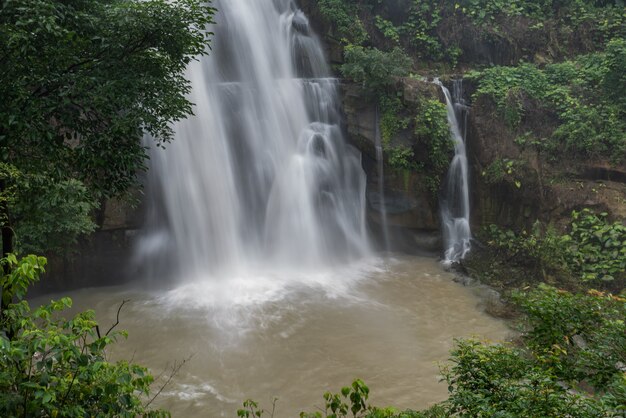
<box><xmin>414</xmin><ymin>99</ymin><xmax>454</xmax><ymax>195</ymax></box>
<box><xmin>468</xmin><ymin>48</ymin><xmax>626</xmax><ymax>161</ymax></box>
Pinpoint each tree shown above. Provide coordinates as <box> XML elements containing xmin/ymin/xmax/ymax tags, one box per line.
<box><xmin>0</xmin><ymin>0</ymin><xmax>215</xmax><ymax>257</ymax></box>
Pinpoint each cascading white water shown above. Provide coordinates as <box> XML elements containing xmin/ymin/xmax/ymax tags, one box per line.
<box><xmin>437</xmin><ymin>79</ymin><xmax>471</xmax><ymax>262</ymax></box>
<box><xmin>136</xmin><ymin>0</ymin><xmax>370</xmax><ymax>281</ymax></box>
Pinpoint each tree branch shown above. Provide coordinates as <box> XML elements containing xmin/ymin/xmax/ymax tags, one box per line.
<box><xmin>105</xmin><ymin>299</ymin><xmax>130</xmax><ymax>337</ymax></box>
<box><xmin>144</xmin><ymin>354</ymin><xmax>195</xmax><ymax>409</ymax></box>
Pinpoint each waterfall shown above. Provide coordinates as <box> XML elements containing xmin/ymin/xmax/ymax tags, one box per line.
<box><xmin>374</xmin><ymin>105</ymin><xmax>390</xmax><ymax>252</ymax></box>
<box><xmin>136</xmin><ymin>0</ymin><xmax>370</xmax><ymax>280</ymax></box>
<box><xmin>437</xmin><ymin>79</ymin><xmax>471</xmax><ymax>263</ymax></box>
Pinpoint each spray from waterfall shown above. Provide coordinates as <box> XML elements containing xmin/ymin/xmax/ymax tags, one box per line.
<box><xmin>136</xmin><ymin>0</ymin><xmax>370</xmax><ymax>281</ymax></box>
<box><xmin>436</xmin><ymin>79</ymin><xmax>471</xmax><ymax>263</ymax></box>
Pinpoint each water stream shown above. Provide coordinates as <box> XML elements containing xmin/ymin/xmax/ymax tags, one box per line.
<box><xmin>437</xmin><ymin>80</ymin><xmax>471</xmax><ymax>263</ymax></box>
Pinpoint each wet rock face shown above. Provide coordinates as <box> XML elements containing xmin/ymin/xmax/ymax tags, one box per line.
<box><xmin>340</xmin><ymin>80</ymin><xmax>442</xmax><ymax>252</ymax></box>
<box><xmin>465</xmin><ymin>98</ymin><xmax>543</xmax><ymax>229</ymax></box>
<box><xmin>466</xmin><ymin>95</ymin><xmax>626</xmax><ymax>230</ymax></box>
<box><xmin>342</xmin><ymin>71</ymin><xmax>625</xmax><ymax>252</ymax></box>
<box><xmin>363</xmin><ymin>160</ymin><xmax>440</xmax><ymax>232</ymax></box>
<box><xmin>342</xmin><ymin>81</ymin><xmax>440</xmax><ymax>227</ymax></box>
<box><xmin>342</xmin><ymin>83</ymin><xmax>378</xmax><ymax>161</ymax></box>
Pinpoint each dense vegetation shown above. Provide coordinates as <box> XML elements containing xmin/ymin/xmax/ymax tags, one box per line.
<box><xmin>318</xmin><ymin>0</ymin><xmax>624</xmax><ymax>66</ymax></box>
<box><xmin>0</xmin><ymin>1</ymin><xmax>214</xmax><ymax>416</ymax></box>
<box><xmin>476</xmin><ymin>209</ymin><xmax>626</xmax><ymax>289</ymax></box>
<box><xmin>0</xmin><ymin>0</ymin><xmax>214</xmax><ymax>256</ymax></box>
<box><xmin>315</xmin><ymin>0</ymin><xmax>626</xmax><ymax>185</ymax></box>
<box><xmin>0</xmin><ymin>255</ymin><xmax>169</xmax><ymax>417</ymax></box>
<box><xmin>467</xmin><ymin>40</ymin><xmax>626</xmax><ymax>162</ymax></box>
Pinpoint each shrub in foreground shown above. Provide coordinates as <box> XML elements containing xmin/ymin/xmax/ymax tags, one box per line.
<box><xmin>0</xmin><ymin>254</ymin><xmax>168</xmax><ymax>417</ymax></box>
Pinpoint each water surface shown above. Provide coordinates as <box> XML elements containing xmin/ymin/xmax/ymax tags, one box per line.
<box><xmin>36</xmin><ymin>255</ymin><xmax>509</xmax><ymax>417</ymax></box>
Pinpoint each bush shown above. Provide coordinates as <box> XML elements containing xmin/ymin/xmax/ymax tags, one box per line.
<box><xmin>443</xmin><ymin>339</ymin><xmax>603</xmax><ymax>417</ymax></box>
<box><xmin>341</xmin><ymin>46</ymin><xmax>412</xmax><ymax>93</ymax></box>
<box><xmin>380</xmin><ymin>94</ymin><xmax>410</xmax><ymax>145</ymax></box>
<box><xmin>481</xmin><ymin>158</ymin><xmax>522</xmax><ymax>188</ymax></box>
<box><xmin>0</xmin><ymin>254</ymin><xmax>168</xmax><ymax>417</ymax></box>
<box><xmin>240</xmin><ymin>379</ymin><xmax>444</xmax><ymax>418</ymax></box>
<box><xmin>412</xmin><ymin>98</ymin><xmax>454</xmax><ymax>195</ymax></box>
<box><xmin>512</xmin><ymin>285</ymin><xmax>626</xmax><ymax>389</ymax></box>
<box><xmin>484</xmin><ymin>221</ymin><xmax>571</xmax><ymax>279</ymax></box>
<box><xmin>468</xmin><ymin>49</ymin><xmax>626</xmax><ymax>161</ymax></box>
<box><xmin>603</xmin><ymin>38</ymin><xmax>626</xmax><ymax>109</ymax></box>
<box><xmin>564</xmin><ymin>209</ymin><xmax>626</xmax><ymax>282</ymax></box>
<box><xmin>484</xmin><ymin>209</ymin><xmax>626</xmax><ymax>285</ymax></box>
<box><xmin>318</xmin><ymin>0</ymin><xmax>368</xmax><ymax>44</ymax></box>
<box><xmin>10</xmin><ymin>175</ymin><xmax>97</xmax><ymax>255</ymax></box>
<box><xmin>387</xmin><ymin>146</ymin><xmax>418</xmax><ymax>171</ymax></box>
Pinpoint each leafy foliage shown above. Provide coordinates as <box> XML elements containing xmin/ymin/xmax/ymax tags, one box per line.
<box><xmin>1</xmin><ymin>0</ymin><xmax>214</xmax><ymax>198</ymax></box>
<box><xmin>485</xmin><ymin>209</ymin><xmax>626</xmax><ymax>285</ymax></box>
<box><xmin>603</xmin><ymin>38</ymin><xmax>626</xmax><ymax>109</ymax></box>
<box><xmin>387</xmin><ymin>146</ymin><xmax>418</xmax><ymax>172</ymax></box>
<box><xmin>396</xmin><ymin>0</ymin><xmax>446</xmax><ymax>61</ymax></box>
<box><xmin>442</xmin><ymin>339</ymin><xmax>603</xmax><ymax>417</ymax></box>
<box><xmin>484</xmin><ymin>222</ymin><xmax>571</xmax><ymax>280</ymax></box>
<box><xmin>565</xmin><ymin>209</ymin><xmax>626</xmax><ymax>282</ymax></box>
<box><xmin>379</xmin><ymin>94</ymin><xmax>410</xmax><ymax>145</ymax></box>
<box><xmin>11</xmin><ymin>175</ymin><xmax>97</xmax><ymax>255</ymax></box>
<box><xmin>0</xmin><ymin>254</ymin><xmax>47</xmax><ymax>310</ymax></box>
<box><xmin>468</xmin><ymin>49</ymin><xmax>626</xmax><ymax>161</ymax></box>
<box><xmin>0</xmin><ymin>0</ymin><xmax>215</xmax><ymax>254</ymax></box>
<box><xmin>481</xmin><ymin>158</ymin><xmax>522</xmax><ymax>188</ymax></box>
<box><xmin>375</xmin><ymin>16</ymin><xmax>400</xmax><ymax>45</ymax></box>
<box><xmin>0</xmin><ymin>254</ymin><xmax>169</xmax><ymax>417</ymax></box>
<box><xmin>513</xmin><ymin>285</ymin><xmax>626</xmax><ymax>390</ymax></box>
<box><xmin>318</xmin><ymin>0</ymin><xmax>368</xmax><ymax>44</ymax></box>
<box><xmin>241</xmin><ymin>379</ymin><xmax>443</xmax><ymax>418</ymax></box>
<box><xmin>413</xmin><ymin>99</ymin><xmax>453</xmax><ymax>195</ymax></box>
<box><xmin>317</xmin><ymin>0</ymin><xmax>624</xmax><ymax>67</ymax></box>
<box><xmin>341</xmin><ymin>46</ymin><xmax>412</xmax><ymax>93</ymax></box>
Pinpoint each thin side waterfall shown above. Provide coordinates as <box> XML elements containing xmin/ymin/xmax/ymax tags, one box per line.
<box><xmin>437</xmin><ymin>79</ymin><xmax>471</xmax><ymax>262</ymax></box>
<box><xmin>374</xmin><ymin>105</ymin><xmax>390</xmax><ymax>252</ymax></box>
<box><xmin>136</xmin><ymin>0</ymin><xmax>370</xmax><ymax>281</ymax></box>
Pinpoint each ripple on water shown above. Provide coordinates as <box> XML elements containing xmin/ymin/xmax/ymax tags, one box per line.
<box><xmin>31</xmin><ymin>255</ymin><xmax>510</xmax><ymax>417</ymax></box>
